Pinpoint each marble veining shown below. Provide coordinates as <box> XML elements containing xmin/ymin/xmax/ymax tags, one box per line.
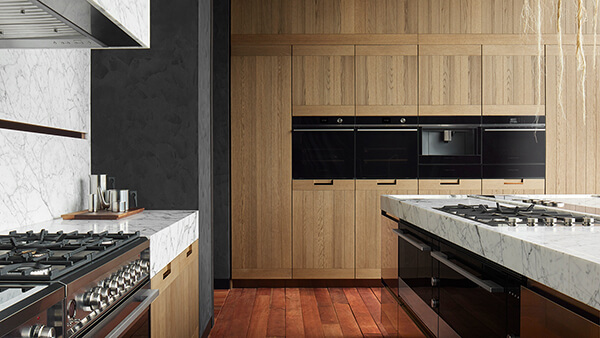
<box><xmin>381</xmin><ymin>195</ymin><xmax>600</xmax><ymax>310</ymax></box>
<box><xmin>0</xmin><ymin>49</ymin><xmax>90</xmax><ymax>132</ymax></box>
<box><xmin>4</xmin><ymin>210</ymin><xmax>199</xmax><ymax>278</ymax></box>
<box><xmin>88</xmin><ymin>0</ymin><xmax>150</xmax><ymax>48</ymax></box>
<box><xmin>0</xmin><ymin>129</ymin><xmax>89</xmax><ymax>232</ymax></box>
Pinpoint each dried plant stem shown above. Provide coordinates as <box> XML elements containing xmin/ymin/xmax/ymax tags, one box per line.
<box><xmin>557</xmin><ymin>0</ymin><xmax>566</xmax><ymax>119</ymax></box>
<box><xmin>577</xmin><ymin>0</ymin><xmax>587</xmax><ymax>124</ymax></box>
<box><xmin>521</xmin><ymin>0</ymin><xmax>534</xmax><ymax>33</ymax></box>
<box><xmin>536</xmin><ymin>0</ymin><xmax>543</xmax><ymax>109</ymax></box>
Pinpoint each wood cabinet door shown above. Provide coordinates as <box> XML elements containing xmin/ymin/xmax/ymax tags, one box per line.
<box><xmin>292</xmin><ymin>180</ymin><xmax>355</xmax><ymax>279</ymax></box>
<box><xmin>231</xmin><ymin>45</ymin><xmax>293</xmax><ymax>279</ymax></box>
<box><xmin>419</xmin><ymin>45</ymin><xmax>482</xmax><ymax>116</ymax></box>
<box><xmin>482</xmin><ymin>179</ymin><xmax>545</xmax><ymax>195</ymax></box>
<box><xmin>418</xmin><ymin>179</ymin><xmax>482</xmax><ymax>195</ymax></box>
<box><xmin>355</xmin><ymin>180</ymin><xmax>418</xmax><ymax>278</ymax></box>
<box><xmin>293</xmin><ymin>45</ymin><xmax>355</xmax><ymax>116</ymax></box>
<box><xmin>355</xmin><ymin>45</ymin><xmax>418</xmax><ymax>116</ymax></box>
<box><xmin>483</xmin><ymin>45</ymin><xmax>545</xmax><ymax>116</ymax></box>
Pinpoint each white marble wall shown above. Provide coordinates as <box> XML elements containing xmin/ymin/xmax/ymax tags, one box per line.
<box><xmin>88</xmin><ymin>0</ymin><xmax>151</xmax><ymax>48</ymax></box>
<box><xmin>0</xmin><ymin>50</ymin><xmax>91</xmax><ymax>231</ymax></box>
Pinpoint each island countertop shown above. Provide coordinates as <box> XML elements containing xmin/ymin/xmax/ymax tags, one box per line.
<box><xmin>381</xmin><ymin>195</ymin><xmax>600</xmax><ymax>311</ymax></box>
<box><xmin>1</xmin><ymin>210</ymin><xmax>199</xmax><ymax>278</ymax></box>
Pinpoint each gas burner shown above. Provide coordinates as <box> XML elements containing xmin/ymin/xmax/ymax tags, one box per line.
<box><xmin>0</xmin><ymin>263</ymin><xmax>52</xmax><ymax>276</ymax></box>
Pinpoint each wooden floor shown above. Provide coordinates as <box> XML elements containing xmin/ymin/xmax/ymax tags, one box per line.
<box><xmin>209</xmin><ymin>287</ymin><xmax>425</xmax><ymax>337</ymax></box>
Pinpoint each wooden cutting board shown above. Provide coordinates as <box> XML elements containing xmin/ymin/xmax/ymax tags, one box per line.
<box><xmin>61</xmin><ymin>208</ymin><xmax>145</xmax><ymax>220</ymax></box>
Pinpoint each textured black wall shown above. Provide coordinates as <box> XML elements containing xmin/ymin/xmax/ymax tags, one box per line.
<box><xmin>212</xmin><ymin>0</ymin><xmax>230</xmax><ymax>286</ymax></box>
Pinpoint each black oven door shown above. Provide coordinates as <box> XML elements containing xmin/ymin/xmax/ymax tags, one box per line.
<box><xmin>356</xmin><ymin>128</ymin><xmax>417</xmax><ymax>179</ymax></box>
<box><xmin>482</xmin><ymin>128</ymin><xmax>545</xmax><ymax>178</ymax></box>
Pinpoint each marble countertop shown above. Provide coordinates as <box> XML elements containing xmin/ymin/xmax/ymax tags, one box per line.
<box><xmin>1</xmin><ymin>210</ymin><xmax>199</xmax><ymax>278</ymax></box>
<box><xmin>381</xmin><ymin>195</ymin><xmax>600</xmax><ymax>311</ymax></box>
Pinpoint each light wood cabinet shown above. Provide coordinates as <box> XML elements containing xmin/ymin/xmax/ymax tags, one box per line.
<box><xmin>482</xmin><ymin>179</ymin><xmax>545</xmax><ymax>195</ymax></box>
<box><xmin>482</xmin><ymin>45</ymin><xmax>545</xmax><ymax>116</ymax></box>
<box><xmin>293</xmin><ymin>45</ymin><xmax>355</xmax><ymax>116</ymax></box>
<box><xmin>419</xmin><ymin>45</ymin><xmax>482</xmax><ymax>116</ymax></box>
<box><xmin>231</xmin><ymin>45</ymin><xmax>293</xmax><ymax>279</ymax></box>
<box><xmin>355</xmin><ymin>180</ymin><xmax>417</xmax><ymax>278</ymax></box>
<box><xmin>292</xmin><ymin>180</ymin><xmax>355</xmax><ymax>279</ymax></box>
<box><xmin>418</xmin><ymin>179</ymin><xmax>482</xmax><ymax>195</ymax></box>
<box><xmin>355</xmin><ymin>45</ymin><xmax>418</xmax><ymax>116</ymax></box>
<box><xmin>151</xmin><ymin>241</ymin><xmax>199</xmax><ymax>338</ymax></box>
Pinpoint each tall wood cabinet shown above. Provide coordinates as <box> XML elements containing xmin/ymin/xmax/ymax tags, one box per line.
<box><xmin>292</xmin><ymin>180</ymin><xmax>355</xmax><ymax>279</ymax></box>
<box><xmin>231</xmin><ymin>45</ymin><xmax>293</xmax><ymax>279</ymax></box>
<box><xmin>418</xmin><ymin>179</ymin><xmax>482</xmax><ymax>195</ymax></box>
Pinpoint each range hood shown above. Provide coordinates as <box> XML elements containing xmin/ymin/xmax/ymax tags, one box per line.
<box><xmin>0</xmin><ymin>0</ymin><xmax>145</xmax><ymax>48</ymax></box>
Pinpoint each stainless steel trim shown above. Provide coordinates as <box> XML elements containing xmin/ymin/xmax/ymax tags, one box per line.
<box><xmin>430</xmin><ymin>251</ymin><xmax>504</xmax><ymax>293</ymax></box>
<box><xmin>420</xmin><ymin>124</ymin><xmax>480</xmax><ymax>128</ymax></box>
<box><xmin>105</xmin><ymin>289</ymin><xmax>159</xmax><ymax>338</ymax></box>
<box><xmin>357</xmin><ymin>129</ymin><xmax>418</xmax><ymax>132</ymax></box>
<box><xmin>483</xmin><ymin>128</ymin><xmax>545</xmax><ymax>132</ymax></box>
<box><xmin>292</xmin><ymin>129</ymin><xmax>354</xmax><ymax>132</ymax></box>
<box><xmin>393</xmin><ymin>229</ymin><xmax>431</xmax><ymax>252</ymax></box>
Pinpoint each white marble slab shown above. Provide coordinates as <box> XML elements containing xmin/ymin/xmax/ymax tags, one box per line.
<box><xmin>381</xmin><ymin>195</ymin><xmax>600</xmax><ymax>311</ymax></box>
<box><xmin>0</xmin><ymin>49</ymin><xmax>90</xmax><ymax>132</ymax></box>
<box><xmin>88</xmin><ymin>0</ymin><xmax>150</xmax><ymax>48</ymax></box>
<box><xmin>2</xmin><ymin>210</ymin><xmax>199</xmax><ymax>278</ymax></box>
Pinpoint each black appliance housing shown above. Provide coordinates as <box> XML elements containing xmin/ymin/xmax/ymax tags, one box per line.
<box><xmin>292</xmin><ymin>116</ymin><xmax>355</xmax><ymax>179</ymax></box>
<box><xmin>355</xmin><ymin>116</ymin><xmax>418</xmax><ymax>179</ymax></box>
<box><xmin>482</xmin><ymin>116</ymin><xmax>545</xmax><ymax>178</ymax></box>
<box><xmin>418</xmin><ymin>116</ymin><xmax>482</xmax><ymax>178</ymax></box>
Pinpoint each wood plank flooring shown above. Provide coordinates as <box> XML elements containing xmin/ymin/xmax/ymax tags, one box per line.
<box><xmin>209</xmin><ymin>287</ymin><xmax>424</xmax><ymax>337</ymax></box>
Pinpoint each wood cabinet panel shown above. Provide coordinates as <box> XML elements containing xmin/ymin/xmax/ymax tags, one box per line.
<box><xmin>353</xmin><ymin>0</ymin><xmax>418</xmax><ymax>34</ymax></box>
<box><xmin>419</xmin><ymin>45</ymin><xmax>482</xmax><ymax>115</ymax></box>
<box><xmin>292</xmin><ymin>180</ymin><xmax>355</xmax><ymax>279</ymax></box>
<box><xmin>293</xmin><ymin>45</ymin><xmax>355</xmax><ymax>115</ymax></box>
<box><xmin>355</xmin><ymin>180</ymin><xmax>417</xmax><ymax>278</ymax></box>
<box><xmin>381</xmin><ymin>214</ymin><xmax>399</xmax><ymax>288</ymax></box>
<box><xmin>483</xmin><ymin>45</ymin><xmax>544</xmax><ymax>115</ymax></box>
<box><xmin>418</xmin><ymin>179</ymin><xmax>482</xmax><ymax>194</ymax></box>
<box><xmin>546</xmin><ymin>45</ymin><xmax>600</xmax><ymax>194</ymax></box>
<box><xmin>482</xmin><ymin>179</ymin><xmax>545</xmax><ymax>195</ymax></box>
<box><xmin>356</xmin><ymin>45</ymin><xmax>418</xmax><ymax>116</ymax></box>
<box><xmin>231</xmin><ymin>46</ymin><xmax>293</xmax><ymax>279</ymax></box>
<box><xmin>418</xmin><ymin>0</ymin><xmax>485</xmax><ymax>34</ymax></box>
<box><xmin>151</xmin><ymin>241</ymin><xmax>199</xmax><ymax>338</ymax></box>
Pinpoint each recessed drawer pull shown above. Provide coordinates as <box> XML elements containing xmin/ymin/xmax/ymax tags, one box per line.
<box><xmin>163</xmin><ymin>263</ymin><xmax>171</xmax><ymax>280</ymax></box>
<box><xmin>377</xmin><ymin>179</ymin><xmax>397</xmax><ymax>186</ymax></box>
<box><xmin>187</xmin><ymin>246</ymin><xmax>193</xmax><ymax>257</ymax></box>
<box><xmin>504</xmin><ymin>179</ymin><xmax>524</xmax><ymax>185</ymax></box>
<box><xmin>430</xmin><ymin>251</ymin><xmax>504</xmax><ymax>293</ymax></box>
<box><xmin>440</xmin><ymin>179</ymin><xmax>460</xmax><ymax>186</ymax></box>
<box><xmin>313</xmin><ymin>179</ymin><xmax>334</xmax><ymax>186</ymax></box>
<box><xmin>393</xmin><ymin>229</ymin><xmax>431</xmax><ymax>252</ymax></box>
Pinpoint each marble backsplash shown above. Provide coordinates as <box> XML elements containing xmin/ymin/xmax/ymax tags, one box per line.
<box><xmin>0</xmin><ymin>50</ymin><xmax>91</xmax><ymax>231</ymax></box>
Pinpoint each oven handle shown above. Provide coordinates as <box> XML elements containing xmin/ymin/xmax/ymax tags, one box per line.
<box><xmin>292</xmin><ymin>129</ymin><xmax>354</xmax><ymax>132</ymax></box>
<box><xmin>357</xmin><ymin>129</ymin><xmax>417</xmax><ymax>132</ymax></box>
<box><xmin>392</xmin><ymin>229</ymin><xmax>431</xmax><ymax>252</ymax></box>
<box><xmin>105</xmin><ymin>288</ymin><xmax>159</xmax><ymax>338</ymax></box>
<box><xmin>483</xmin><ymin>128</ymin><xmax>545</xmax><ymax>132</ymax></box>
<box><xmin>431</xmin><ymin>251</ymin><xmax>504</xmax><ymax>293</ymax></box>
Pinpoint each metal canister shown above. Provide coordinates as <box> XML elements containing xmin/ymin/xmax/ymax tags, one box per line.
<box><xmin>109</xmin><ymin>189</ymin><xmax>119</xmax><ymax>212</ymax></box>
<box><xmin>89</xmin><ymin>194</ymin><xmax>98</xmax><ymax>212</ymax></box>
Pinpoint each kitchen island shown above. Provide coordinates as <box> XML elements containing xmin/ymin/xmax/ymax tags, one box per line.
<box><xmin>381</xmin><ymin>195</ymin><xmax>600</xmax><ymax>337</ymax></box>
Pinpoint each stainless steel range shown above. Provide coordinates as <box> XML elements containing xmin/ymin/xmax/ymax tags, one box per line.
<box><xmin>436</xmin><ymin>202</ymin><xmax>598</xmax><ymax>227</ymax></box>
<box><xmin>0</xmin><ymin>230</ymin><xmax>157</xmax><ymax>338</ymax></box>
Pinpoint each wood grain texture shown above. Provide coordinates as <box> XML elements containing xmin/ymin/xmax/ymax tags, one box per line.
<box><xmin>293</xmin><ymin>45</ymin><xmax>355</xmax><ymax>108</ymax></box>
<box><xmin>482</xmin><ymin>45</ymin><xmax>545</xmax><ymax>115</ymax></box>
<box><xmin>353</xmin><ymin>0</ymin><xmax>418</xmax><ymax>34</ymax></box>
<box><xmin>231</xmin><ymin>48</ymin><xmax>292</xmax><ymax>279</ymax></box>
<box><xmin>418</xmin><ymin>0</ymin><xmax>485</xmax><ymax>34</ymax></box>
<box><xmin>419</xmin><ymin>45</ymin><xmax>482</xmax><ymax>113</ymax></box>
<box><xmin>355</xmin><ymin>180</ymin><xmax>418</xmax><ymax>279</ymax></box>
<box><xmin>356</xmin><ymin>45</ymin><xmax>418</xmax><ymax>113</ymax></box>
<box><xmin>418</xmin><ymin>179</ymin><xmax>482</xmax><ymax>194</ymax></box>
<box><xmin>292</xmin><ymin>105</ymin><xmax>355</xmax><ymax>116</ymax></box>
<box><xmin>293</xmin><ymin>180</ymin><xmax>355</xmax><ymax>279</ymax></box>
<box><xmin>482</xmin><ymin>179</ymin><xmax>545</xmax><ymax>195</ymax></box>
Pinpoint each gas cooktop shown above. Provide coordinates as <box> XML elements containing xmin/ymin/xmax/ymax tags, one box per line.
<box><xmin>436</xmin><ymin>202</ymin><xmax>597</xmax><ymax>227</ymax></box>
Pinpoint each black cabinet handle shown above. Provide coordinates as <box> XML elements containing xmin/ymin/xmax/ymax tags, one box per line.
<box><xmin>431</xmin><ymin>251</ymin><xmax>504</xmax><ymax>293</ymax></box>
<box><xmin>393</xmin><ymin>229</ymin><xmax>431</xmax><ymax>252</ymax></box>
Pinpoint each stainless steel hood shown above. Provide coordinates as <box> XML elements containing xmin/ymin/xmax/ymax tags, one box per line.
<box><xmin>0</xmin><ymin>0</ymin><xmax>143</xmax><ymax>48</ymax></box>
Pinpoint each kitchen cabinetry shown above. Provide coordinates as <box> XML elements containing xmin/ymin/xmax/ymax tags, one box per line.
<box><xmin>419</xmin><ymin>45</ymin><xmax>482</xmax><ymax>116</ymax></box>
<box><xmin>381</xmin><ymin>213</ymin><xmax>399</xmax><ymax>290</ymax></box>
<box><xmin>292</xmin><ymin>180</ymin><xmax>355</xmax><ymax>278</ymax></box>
<box><xmin>418</xmin><ymin>179</ymin><xmax>482</xmax><ymax>195</ymax></box>
<box><xmin>482</xmin><ymin>45</ymin><xmax>545</xmax><ymax>116</ymax></box>
<box><xmin>356</xmin><ymin>180</ymin><xmax>417</xmax><ymax>278</ymax></box>
<box><xmin>482</xmin><ymin>179</ymin><xmax>545</xmax><ymax>195</ymax></box>
<box><xmin>292</xmin><ymin>45</ymin><xmax>355</xmax><ymax>116</ymax></box>
<box><xmin>151</xmin><ymin>241</ymin><xmax>199</xmax><ymax>338</ymax></box>
<box><xmin>355</xmin><ymin>45</ymin><xmax>418</xmax><ymax>116</ymax></box>
<box><xmin>231</xmin><ymin>45</ymin><xmax>293</xmax><ymax>279</ymax></box>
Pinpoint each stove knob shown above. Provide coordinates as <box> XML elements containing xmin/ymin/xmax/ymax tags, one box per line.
<box><xmin>83</xmin><ymin>291</ymin><xmax>102</xmax><ymax>310</ymax></box>
<box><xmin>583</xmin><ymin>217</ymin><xmax>595</xmax><ymax>226</ymax></box>
<box><xmin>21</xmin><ymin>325</ymin><xmax>56</xmax><ymax>338</ymax></box>
<box><xmin>120</xmin><ymin>271</ymin><xmax>133</xmax><ymax>286</ymax></box>
<box><xmin>37</xmin><ymin>326</ymin><xmax>56</xmax><ymax>338</ymax></box>
<box><xmin>114</xmin><ymin>276</ymin><xmax>126</xmax><ymax>293</ymax></box>
<box><xmin>94</xmin><ymin>287</ymin><xmax>110</xmax><ymax>302</ymax></box>
<box><xmin>107</xmin><ymin>279</ymin><xmax>120</xmax><ymax>295</ymax></box>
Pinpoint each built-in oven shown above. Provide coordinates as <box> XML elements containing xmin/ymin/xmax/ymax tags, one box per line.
<box><xmin>292</xmin><ymin>116</ymin><xmax>355</xmax><ymax>179</ymax></box>
<box><xmin>482</xmin><ymin>116</ymin><xmax>545</xmax><ymax>178</ymax></box>
<box><xmin>419</xmin><ymin>116</ymin><xmax>481</xmax><ymax>178</ymax></box>
<box><xmin>355</xmin><ymin>116</ymin><xmax>418</xmax><ymax>179</ymax></box>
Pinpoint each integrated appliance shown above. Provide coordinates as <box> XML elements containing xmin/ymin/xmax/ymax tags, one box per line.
<box><xmin>418</xmin><ymin>116</ymin><xmax>481</xmax><ymax>178</ymax></box>
<box><xmin>435</xmin><ymin>203</ymin><xmax>598</xmax><ymax>227</ymax></box>
<box><xmin>0</xmin><ymin>230</ymin><xmax>156</xmax><ymax>337</ymax></box>
<box><xmin>292</xmin><ymin>116</ymin><xmax>355</xmax><ymax>179</ymax></box>
<box><xmin>355</xmin><ymin>116</ymin><xmax>418</xmax><ymax>179</ymax></box>
<box><xmin>482</xmin><ymin>116</ymin><xmax>545</xmax><ymax>178</ymax></box>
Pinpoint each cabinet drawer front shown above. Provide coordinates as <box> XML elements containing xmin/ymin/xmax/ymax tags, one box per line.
<box><xmin>418</xmin><ymin>179</ymin><xmax>482</xmax><ymax>194</ymax></box>
<box><xmin>482</xmin><ymin>179</ymin><xmax>545</xmax><ymax>194</ymax></box>
<box><xmin>293</xmin><ymin>179</ymin><xmax>354</xmax><ymax>191</ymax></box>
<box><xmin>356</xmin><ymin>179</ymin><xmax>418</xmax><ymax>191</ymax></box>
